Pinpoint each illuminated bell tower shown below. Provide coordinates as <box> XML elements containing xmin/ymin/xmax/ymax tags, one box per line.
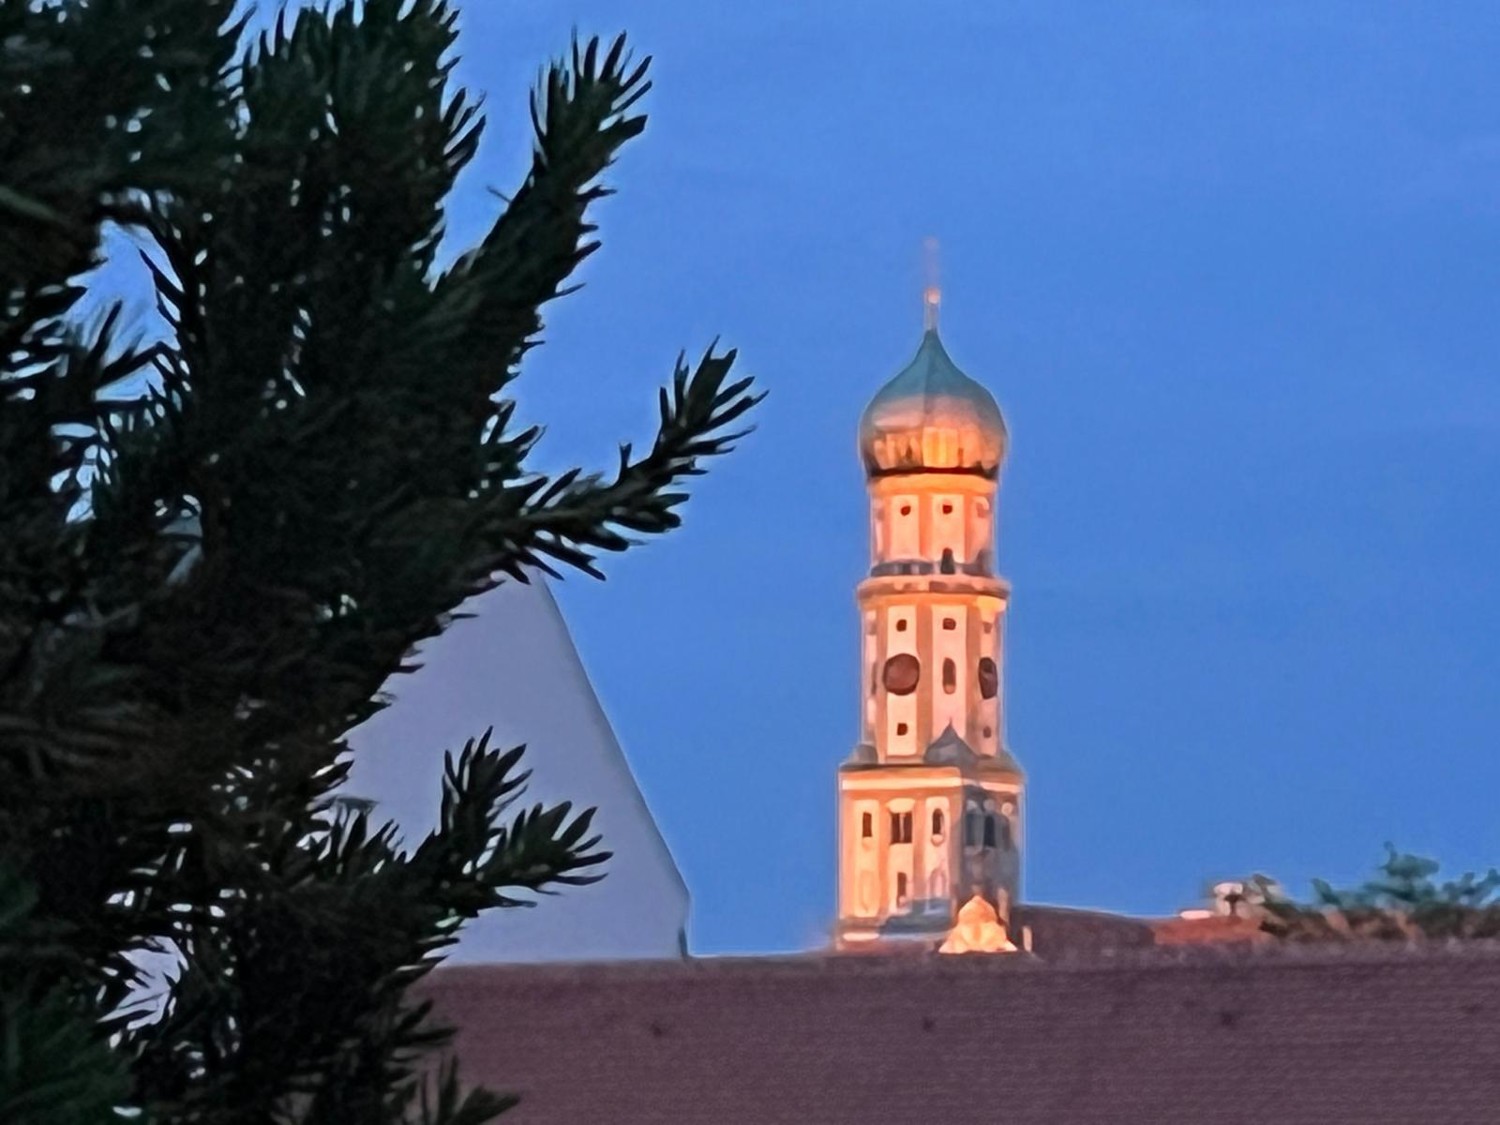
<box><xmin>835</xmin><ymin>271</ymin><xmax>1024</xmax><ymax>951</ymax></box>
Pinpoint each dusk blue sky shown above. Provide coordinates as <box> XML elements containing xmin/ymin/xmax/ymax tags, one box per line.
<box><xmin>443</xmin><ymin>1</ymin><xmax>1500</xmax><ymax>954</ymax></box>
<box><xmin>113</xmin><ymin>2</ymin><xmax>1500</xmax><ymax>954</ymax></box>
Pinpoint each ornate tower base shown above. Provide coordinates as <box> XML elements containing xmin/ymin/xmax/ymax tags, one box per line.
<box><xmin>836</xmin><ymin>744</ymin><xmax>1022</xmax><ymax>951</ymax></box>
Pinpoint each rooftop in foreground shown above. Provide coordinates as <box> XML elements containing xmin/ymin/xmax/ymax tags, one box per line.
<box><xmin>422</xmin><ymin>938</ymin><xmax>1500</xmax><ymax>1125</ymax></box>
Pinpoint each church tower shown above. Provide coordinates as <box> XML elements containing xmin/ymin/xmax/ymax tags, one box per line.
<box><xmin>836</xmin><ymin>279</ymin><xmax>1024</xmax><ymax>951</ymax></box>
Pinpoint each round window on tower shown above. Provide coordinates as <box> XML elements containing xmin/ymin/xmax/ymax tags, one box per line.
<box><xmin>978</xmin><ymin>657</ymin><xmax>998</xmax><ymax>700</ymax></box>
<box><xmin>883</xmin><ymin>654</ymin><xmax>920</xmax><ymax>695</ymax></box>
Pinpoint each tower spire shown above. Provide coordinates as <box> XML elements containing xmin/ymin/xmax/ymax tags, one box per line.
<box><xmin>923</xmin><ymin>236</ymin><xmax>941</xmax><ymax>332</ymax></box>
<box><xmin>838</xmin><ymin>301</ymin><xmax>1022</xmax><ymax>954</ymax></box>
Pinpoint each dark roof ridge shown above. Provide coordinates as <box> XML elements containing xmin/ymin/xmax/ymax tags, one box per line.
<box><xmin>422</xmin><ymin>936</ymin><xmax>1500</xmax><ymax>992</ymax></box>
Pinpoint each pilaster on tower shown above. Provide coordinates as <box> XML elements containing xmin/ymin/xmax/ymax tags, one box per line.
<box><xmin>836</xmin><ymin>291</ymin><xmax>1024</xmax><ymax>953</ymax></box>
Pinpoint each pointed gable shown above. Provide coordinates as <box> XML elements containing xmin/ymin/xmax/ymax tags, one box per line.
<box><xmin>348</xmin><ymin>576</ymin><xmax>689</xmax><ymax>963</ymax></box>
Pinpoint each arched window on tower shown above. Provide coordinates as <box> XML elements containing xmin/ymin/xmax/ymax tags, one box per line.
<box><xmin>964</xmin><ymin>811</ymin><xmax>979</xmax><ymax>848</ymax></box>
<box><xmin>978</xmin><ymin>657</ymin><xmax>998</xmax><ymax>700</ymax></box>
<box><xmin>942</xmin><ymin>658</ymin><xmax>957</xmax><ymax>694</ymax></box>
<box><xmin>931</xmin><ymin>809</ymin><xmax>945</xmax><ymax>839</ymax></box>
<box><xmin>890</xmin><ymin>810</ymin><xmax>913</xmax><ymax>844</ymax></box>
<box><xmin>983</xmin><ymin>814</ymin><xmax>998</xmax><ymax>849</ymax></box>
<box><xmin>861</xmin><ymin>812</ymin><xmax>873</xmax><ymax>839</ymax></box>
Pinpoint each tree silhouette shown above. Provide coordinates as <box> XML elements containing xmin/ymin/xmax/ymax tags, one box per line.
<box><xmin>0</xmin><ymin>3</ymin><xmax>760</xmax><ymax>1119</ymax></box>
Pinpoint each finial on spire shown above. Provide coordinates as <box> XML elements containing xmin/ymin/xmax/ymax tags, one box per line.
<box><xmin>922</xmin><ymin>236</ymin><xmax>941</xmax><ymax>332</ymax></box>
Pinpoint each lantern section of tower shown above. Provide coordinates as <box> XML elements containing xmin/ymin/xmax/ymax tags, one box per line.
<box><xmin>836</xmin><ymin>320</ymin><xmax>1025</xmax><ymax>951</ymax></box>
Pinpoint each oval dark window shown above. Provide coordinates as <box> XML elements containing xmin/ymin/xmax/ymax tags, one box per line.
<box><xmin>883</xmin><ymin>653</ymin><xmax>921</xmax><ymax>695</ymax></box>
<box><xmin>978</xmin><ymin>656</ymin><xmax>998</xmax><ymax>700</ymax></box>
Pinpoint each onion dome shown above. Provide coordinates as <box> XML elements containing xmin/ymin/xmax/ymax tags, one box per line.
<box><xmin>858</xmin><ymin>328</ymin><xmax>1007</xmax><ymax>479</ymax></box>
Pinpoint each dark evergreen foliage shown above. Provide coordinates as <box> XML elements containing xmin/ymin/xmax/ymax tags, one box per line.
<box><xmin>1259</xmin><ymin>847</ymin><xmax>1500</xmax><ymax>942</ymax></box>
<box><xmin>0</xmin><ymin>2</ymin><xmax>760</xmax><ymax>1119</ymax></box>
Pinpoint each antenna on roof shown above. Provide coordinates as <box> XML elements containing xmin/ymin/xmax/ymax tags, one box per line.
<box><xmin>922</xmin><ymin>236</ymin><xmax>941</xmax><ymax>332</ymax></box>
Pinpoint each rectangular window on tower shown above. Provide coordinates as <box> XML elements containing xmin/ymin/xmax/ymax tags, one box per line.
<box><xmin>861</xmin><ymin>812</ymin><xmax>873</xmax><ymax>839</ymax></box>
<box><xmin>891</xmin><ymin>497</ymin><xmax>918</xmax><ymax>558</ymax></box>
<box><xmin>890</xmin><ymin>811</ymin><xmax>913</xmax><ymax>844</ymax></box>
<box><xmin>932</xmin><ymin>494</ymin><xmax>964</xmax><ymax>561</ymax></box>
<box><xmin>895</xmin><ymin>872</ymin><xmax>909</xmax><ymax>908</ymax></box>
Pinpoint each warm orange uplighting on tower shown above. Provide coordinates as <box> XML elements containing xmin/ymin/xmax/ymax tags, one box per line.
<box><xmin>836</xmin><ymin>265</ymin><xmax>1024</xmax><ymax>953</ymax></box>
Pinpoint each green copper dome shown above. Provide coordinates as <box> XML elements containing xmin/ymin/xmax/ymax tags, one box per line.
<box><xmin>858</xmin><ymin>328</ymin><xmax>1007</xmax><ymax>478</ymax></box>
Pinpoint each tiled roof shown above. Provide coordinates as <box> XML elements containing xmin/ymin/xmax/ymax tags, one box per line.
<box><xmin>421</xmin><ymin>940</ymin><xmax>1500</xmax><ymax>1124</ymax></box>
<box><xmin>1152</xmin><ymin>912</ymin><xmax>1270</xmax><ymax>946</ymax></box>
<box><xmin>1016</xmin><ymin>903</ymin><xmax>1157</xmax><ymax>953</ymax></box>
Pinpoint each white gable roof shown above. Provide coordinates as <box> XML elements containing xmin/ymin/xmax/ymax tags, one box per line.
<box><xmin>347</xmin><ymin>576</ymin><xmax>689</xmax><ymax>963</ymax></box>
